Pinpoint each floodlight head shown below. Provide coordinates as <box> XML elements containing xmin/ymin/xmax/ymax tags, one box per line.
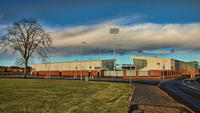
<box><xmin>110</xmin><ymin>28</ymin><xmax>119</xmax><ymax>34</ymax></box>
<box><xmin>171</xmin><ymin>49</ymin><xmax>175</xmax><ymax>53</ymax></box>
<box><xmin>81</xmin><ymin>42</ymin><xmax>87</xmax><ymax>45</ymax></box>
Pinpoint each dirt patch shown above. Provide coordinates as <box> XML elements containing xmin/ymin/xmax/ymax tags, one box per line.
<box><xmin>106</xmin><ymin>96</ymin><xmax>121</xmax><ymax>103</ymax></box>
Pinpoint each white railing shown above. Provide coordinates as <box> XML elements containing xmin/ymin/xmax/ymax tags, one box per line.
<box><xmin>138</xmin><ymin>71</ymin><xmax>148</xmax><ymax>77</ymax></box>
<box><xmin>126</xmin><ymin>70</ymin><xmax>137</xmax><ymax>77</ymax></box>
<box><xmin>104</xmin><ymin>71</ymin><xmax>123</xmax><ymax>77</ymax></box>
<box><xmin>126</xmin><ymin>70</ymin><xmax>148</xmax><ymax>77</ymax></box>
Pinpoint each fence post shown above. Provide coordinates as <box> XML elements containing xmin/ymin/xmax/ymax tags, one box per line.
<box><xmin>161</xmin><ymin>71</ymin><xmax>163</xmax><ymax>80</ymax></box>
<box><xmin>136</xmin><ymin>71</ymin><xmax>139</xmax><ymax>78</ymax></box>
<box><xmin>123</xmin><ymin>70</ymin><xmax>126</xmax><ymax>80</ymax></box>
<box><xmin>148</xmin><ymin>71</ymin><xmax>151</xmax><ymax>78</ymax></box>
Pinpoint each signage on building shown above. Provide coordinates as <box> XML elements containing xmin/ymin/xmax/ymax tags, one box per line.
<box><xmin>163</xmin><ymin>65</ymin><xmax>165</xmax><ymax>70</ymax></box>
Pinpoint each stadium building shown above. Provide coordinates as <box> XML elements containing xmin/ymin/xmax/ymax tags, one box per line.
<box><xmin>32</xmin><ymin>56</ymin><xmax>199</xmax><ymax>79</ymax></box>
<box><xmin>131</xmin><ymin>56</ymin><xmax>199</xmax><ymax>71</ymax></box>
<box><xmin>122</xmin><ymin>56</ymin><xmax>199</xmax><ymax>80</ymax></box>
<box><xmin>32</xmin><ymin>59</ymin><xmax>114</xmax><ymax>77</ymax></box>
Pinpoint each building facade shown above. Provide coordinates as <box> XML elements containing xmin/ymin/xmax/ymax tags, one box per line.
<box><xmin>32</xmin><ymin>59</ymin><xmax>114</xmax><ymax>76</ymax></box>
<box><xmin>130</xmin><ymin>56</ymin><xmax>199</xmax><ymax>71</ymax></box>
<box><xmin>0</xmin><ymin>66</ymin><xmax>31</xmax><ymax>75</ymax></box>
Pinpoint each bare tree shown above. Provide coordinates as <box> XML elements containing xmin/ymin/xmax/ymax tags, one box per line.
<box><xmin>0</xmin><ymin>18</ymin><xmax>52</xmax><ymax>78</ymax></box>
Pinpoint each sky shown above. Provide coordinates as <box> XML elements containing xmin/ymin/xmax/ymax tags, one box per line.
<box><xmin>0</xmin><ymin>0</ymin><xmax>200</xmax><ymax>66</ymax></box>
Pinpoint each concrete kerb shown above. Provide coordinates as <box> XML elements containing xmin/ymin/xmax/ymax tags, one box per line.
<box><xmin>182</xmin><ymin>78</ymin><xmax>200</xmax><ymax>91</ymax></box>
<box><xmin>178</xmin><ymin>79</ymin><xmax>200</xmax><ymax>99</ymax></box>
<box><xmin>127</xmin><ymin>85</ymin><xmax>136</xmax><ymax>113</ymax></box>
<box><xmin>157</xmin><ymin>79</ymin><xmax>169</xmax><ymax>87</ymax></box>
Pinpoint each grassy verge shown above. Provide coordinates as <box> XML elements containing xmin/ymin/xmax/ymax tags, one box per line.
<box><xmin>0</xmin><ymin>79</ymin><xmax>131</xmax><ymax>113</ymax></box>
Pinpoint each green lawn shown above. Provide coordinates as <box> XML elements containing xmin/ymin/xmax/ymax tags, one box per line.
<box><xmin>0</xmin><ymin>79</ymin><xmax>131</xmax><ymax>113</ymax></box>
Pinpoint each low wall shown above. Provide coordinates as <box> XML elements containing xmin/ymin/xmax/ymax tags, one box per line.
<box><xmin>124</xmin><ymin>70</ymin><xmax>200</xmax><ymax>80</ymax></box>
<box><xmin>32</xmin><ymin>69</ymin><xmax>199</xmax><ymax>80</ymax></box>
<box><xmin>32</xmin><ymin>70</ymin><xmax>102</xmax><ymax>77</ymax></box>
<box><xmin>0</xmin><ymin>72</ymin><xmax>24</xmax><ymax>75</ymax></box>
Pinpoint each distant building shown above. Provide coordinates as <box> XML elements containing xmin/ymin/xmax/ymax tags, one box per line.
<box><xmin>32</xmin><ymin>59</ymin><xmax>114</xmax><ymax>76</ymax></box>
<box><xmin>130</xmin><ymin>56</ymin><xmax>199</xmax><ymax>71</ymax></box>
<box><xmin>121</xmin><ymin>64</ymin><xmax>135</xmax><ymax>70</ymax></box>
<box><xmin>0</xmin><ymin>66</ymin><xmax>31</xmax><ymax>75</ymax></box>
<box><xmin>0</xmin><ymin>66</ymin><xmax>7</xmax><ymax>72</ymax></box>
<box><xmin>7</xmin><ymin>66</ymin><xmax>24</xmax><ymax>72</ymax></box>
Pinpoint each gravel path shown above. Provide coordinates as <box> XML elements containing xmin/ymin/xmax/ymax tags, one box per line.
<box><xmin>130</xmin><ymin>83</ymin><xmax>193</xmax><ymax>113</ymax></box>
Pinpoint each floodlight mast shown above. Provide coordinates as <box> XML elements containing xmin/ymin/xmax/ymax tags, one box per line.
<box><xmin>109</xmin><ymin>28</ymin><xmax>119</xmax><ymax>71</ymax></box>
<box><xmin>80</xmin><ymin>42</ymin><xmax>86</xmax><ymax>81</ymax></box>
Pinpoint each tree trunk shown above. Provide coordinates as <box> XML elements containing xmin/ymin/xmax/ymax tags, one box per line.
<box><xmin>24</xmin><ymin>60</ymin><xmax>28</xmax><ymax>78</ymax></box>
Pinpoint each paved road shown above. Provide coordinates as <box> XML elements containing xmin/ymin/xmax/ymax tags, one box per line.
<box><xmin>130</xmin><ymin>83</ymin><xmax>192</xmax><ymax>113</ymax></box>
<box><xmin>159</xmin><ymin>78</ymin><xmax>200</xmax><ymax>112</ymax></box>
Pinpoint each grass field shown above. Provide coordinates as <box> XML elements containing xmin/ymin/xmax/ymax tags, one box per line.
<box><xmin>0</xmin><ymin>79</ymin><xmax>131</xmax><ymax>113</ymax></box>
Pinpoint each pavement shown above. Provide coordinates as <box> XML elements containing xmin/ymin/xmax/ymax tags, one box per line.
<box><xmin>130</xmin><ymin>83</ymin><xmax>192</xmax><ymax>113</ymax></box>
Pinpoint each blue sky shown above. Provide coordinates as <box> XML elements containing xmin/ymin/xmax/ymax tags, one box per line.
<box><xmin>0</xmin><ymin>0</ymin><xmax>200</xmax><ymax>66</ymax></box>
<box><xmin>1</xmin><ymin>0</ymin><xmax>200</xmax><ymax>25</ymax></box>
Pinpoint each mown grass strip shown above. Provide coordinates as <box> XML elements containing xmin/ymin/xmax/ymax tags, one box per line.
<box><xmin>0</xmin><ymin>79</ymin><xmax>131</xmax><ymax>113</ymax></box>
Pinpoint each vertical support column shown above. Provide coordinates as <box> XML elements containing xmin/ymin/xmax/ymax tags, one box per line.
<box><xmin>123</xmin><ymin>70</ymin><xmax>126</xmax><ymax>80</ymax></box>
<box><xmin>148</xmin><ymin>71</ymin><xmax>151</xmax><ymax>79</ymax></box>
<box><xmin>101</xmin><ymin>70</ymin><xmax>104</xmax><ymax>77</ymax></box>
<box><xmin>136</xmin><ymin>70</ymin><xmax>139</xmax><ymax>78</ymax></box>
<box><xmin>167</xmin><ymin>71</ymin><xmax>168</xmax><ymax>77</ymax></box>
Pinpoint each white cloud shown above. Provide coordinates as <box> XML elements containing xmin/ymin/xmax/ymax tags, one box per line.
<box><xmin>0</xmin><ymin>25</ymin><xmax>6</xmax><ymax>35</ymax></box>
<box><xmin>190</xmin><ymin>54</ymin><xmax>200</xmax><ymax>58</ymax></box>
<box><xmin>48</xmin><ymin>19</ymin><xmax>200</xmax><ymax>56</ymax></box>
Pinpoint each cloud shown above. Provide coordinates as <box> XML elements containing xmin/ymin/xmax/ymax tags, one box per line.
<box><xmin>0</xmin><ymin>24</ymin><xmax>7</xmax><ymax>35</ymax></box>
<box><xmin>1</xmin><ymin>17</ymin><xmax>200</xmax><ymax>58</ymax></box>
<box><xmin>48</xmin><ymin>19</ymin><xmax>200</xmax><ymax>57</ymax></box>
<box><xmin>176</xmin><ymin>50</ymin><xmax>195</xmax><ymax>54</ymax></box>
<box><xmin>190</xmin><ymin>54</ymin><xmax>200</xmax><ymax>58</ymax></box>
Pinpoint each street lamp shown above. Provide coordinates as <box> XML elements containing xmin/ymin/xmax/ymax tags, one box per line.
<box><xmin>80</xmin><ymin>42</ymin><xmax>86</xmax><ymax>81</ymax></box>
<box><xmin>109</xmin><ymin>28</ymin><xmax>119</xmax><ymax>71</ymax></box>
<box><xmin>47</xmin><ymin>47</ymin><xmax>56</xmax><ymax>79</ymax></box>
<box><xmin>42</xmin><ymin>41</ymin><xmax>51</xmax><ymax>79</ymax></box>
<box><xmin>48</xmin><ymin>54</ymin><xmax>50</xmax><ymax>79</ymax></box>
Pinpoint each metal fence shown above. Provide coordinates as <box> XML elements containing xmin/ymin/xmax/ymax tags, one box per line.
<box><xmin>126</xmin><ymin>70</ymin><xmax>137</xmax><ymax>77</ymax></box>
<box><xmin>138</xmin><ymin>71</ymin><xmax>148</xmax><ymax>77</ymax></box>
<box><xmin>103</xmin><ymin>71</ymin><xmax>123</xmax><ymax>77</ymax></box>
<box><xmin>124</xmin><ymin>70</ymin><xmax>199</xmax><ymax>80</ymax></box>
<box><xmin>126</xmin><ymin>70</ymin><xmax>148</xmax><ymax>77</ymax></box>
